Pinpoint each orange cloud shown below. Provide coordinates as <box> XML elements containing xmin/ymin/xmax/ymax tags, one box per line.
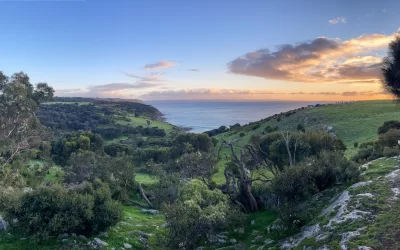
<box><xmin>228</xmin><ymin>30</ymin><xmax>398</xmax><ymax>84</ymax></box>
<box><xmin>140</xmin><ymin>88</ymin><xmax>391</xmax><ymax>101</ymax></box>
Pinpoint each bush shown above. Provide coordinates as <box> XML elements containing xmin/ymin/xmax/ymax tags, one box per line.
<box><xmin>271</xmin><ymin>151</ymin><xmax>359</xmax><ymax>205</ymax></box>
<box><xmin>296</xmin><ymin>124</ymin><xmax>305</xmax><ymax>132</ymax></box>
<box><xmin>4</xmin><ymin>181</ymin><xmax>122</xmax><ymax>238</ymax></box>
<box><xmin>252</xmin><ymin>124</ymin><xmax>261</xmax><ymax>130</ymax></box>
<box><xmin>383</xmin><ymin>147</ymin><xmax>400</xmax><ymax>157</ymax></box>
<box><xmin>240</xmin><ymin>132</ymin><xmax>245</xmax><ymax>137</ymax></box>
<box><xmin>165</xmin><ymin>180</ymin><xmax>243</xmax><ymax>249</ymax></box>
<box><xmin>354</xmin><ymin>142</ymin><xmax>358</xmax><ymax>148</ymax></box>
<box><xmin>378</xmin><ymin>120</ymin><xmax>400</xmax><ymax>134</ymax></box>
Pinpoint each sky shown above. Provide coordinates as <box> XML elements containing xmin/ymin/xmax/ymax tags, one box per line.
<box><xmin>0</xmin><ymin>0</ymin><xmax>399</xmax><ymax>101</ymax></box>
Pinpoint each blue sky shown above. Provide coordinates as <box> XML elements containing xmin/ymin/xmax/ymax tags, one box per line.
<box><xmin>0</xmin><ymin>0</ymin><xmax>399</xmax><ymax>100</ymax></box>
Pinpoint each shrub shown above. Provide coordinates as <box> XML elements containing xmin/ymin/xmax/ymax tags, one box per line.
<box><xmin>4</xmin><ymin>181</ymin><xmax>122</xmax><ymax>238</ymax></box>
<box><xmin>240</xmin><ymin>132</ymin><xmax>245</xmax><ymax>137</ymax></box>
<box><xmin>252</xmin><ymin>124</ymin><xmax>261</xmax><ymax>130</ymax></box>
<box><xmin>165</xmin><ymin>180</ymin><xmax>243</xmax><ymax>249</ymax></box>
<box><xmin>383</xmin><ymin>147</ymin><xmax>400</xmax><ymax>157</ymax></box>
<box><xmin>271</xmin><ymin>151</ymin><xmax>359</xmax><ymax>205</ymax></box>
<box><xmin>297</xmin><ymin>124</ymin><xmax>305</xmax><ymax>132</ymax></box>
<box><xmin>354</xmin><ymin>142</ymin><xmax>359</xmax><ymax>148</ymax></box>
<box><xmin>378</xmin><ymin>120</ymin><xmax>400</xmax><ymax>134</ymax></box>
<box><xmin>277</xmin><ymin>117</ymin><xmax>281</xmax><ymax>122</ymax></box>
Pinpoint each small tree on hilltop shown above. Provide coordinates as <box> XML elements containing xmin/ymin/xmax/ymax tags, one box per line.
<box><xmin>382</xmin><ymin>36</ymin><xmax>400</xmax><ymax>99</ymax></box>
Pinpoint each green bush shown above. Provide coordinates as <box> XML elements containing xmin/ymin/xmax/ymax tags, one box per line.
<box><xmin>4</xmin><ymin>181</ymin><xmax>122</xmax><ymax>238</ymax></box>
<box><xmin>239</xmin><ymin>132</ymin><xmax>245</xmax><ymax>137</ymax></box>
<box><xmin>354</xmin><ymin>142</ymin><xmax>359</xmax><ymax>148</ymax></box>
<box><xmin>164</xmin><ymin>180</ymin><xmax>243</xmax><ymax>249</ymax></box>
<box><xmin>296</xmin><ymin>124</ymin><xmax>305</xmax><ymax>132</ymax></box>
<box><xmin>383</xmin><ymin>147</ymin><xmax>400</xmax><ymax>157</ymax></box>
<box><xmin>378</xmin><ymin>120</ymin><xmax>400</xmax><ymax>134</ymax></box>
<box><xmin>271</xmin><ymin>151</ymin><xmax>359</xmax><ymax>205</ymax></box>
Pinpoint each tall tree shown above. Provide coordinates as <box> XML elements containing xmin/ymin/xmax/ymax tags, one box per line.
<box><xmin>0</xmin><ymin>71</ymin><xmax>54</xmax><ymax>169</ymax></box>
<box><xmin>382</xmin><ymin>36</ymin><xmax>400</xmax><ymax>99</ymax></box>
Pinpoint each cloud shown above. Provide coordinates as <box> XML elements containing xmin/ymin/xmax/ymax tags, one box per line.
<box><xmin>180</xmin><ymin>68</ymin><xmax>200</xmax><ymax>72</ymax></box>
<box><xmin>88</xmin><ymin>82</ymin><xmax>162</xmax><ymax>92</ymax></box>
<box><xmin>228</xmin><ymin>30</ymin><xmax>398</xmax><ymax>84</ymax></box>
<box><xmin>328</xmin><ymin>17</ymin><xmax>346</xmax><ymax>24</ymax></box>
<box><xmin>140</xmin><ymin>88</ymin><xmax>390</xmax><ymax>100</ymax></box>
<box><xmin>122</xmin><ymin>72</ymin><xmax>168</xmax><ymax>82</ymax></box>
<box><xmin>144</xmin><ymin>60</ymin><xmax>176</xmax><ymax>70</ymax></box>
<box><xmin>290</xmin><ymin>90</ymin><xmax>383</xmax><ymax>96</ymax></box>
<box><xmin>55</xmin><ymin>82</ymin><xmax>162</xmax><ymax>98</ymax></box>
<box><xmin>140</xmin><ymin>88</ymin><xmax>278</xmax><ymax>100</ymax></box>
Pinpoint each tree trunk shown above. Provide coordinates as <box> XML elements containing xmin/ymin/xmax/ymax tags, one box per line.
<box><xmin>241</xmin><ymin>181</ymin><xmax>259</xmax><ymax>212</ymax></box>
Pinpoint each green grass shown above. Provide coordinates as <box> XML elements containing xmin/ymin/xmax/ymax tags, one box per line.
<box><xmin>362</xmin><ymin>157</ymin><xmax>400</xmax><ymax>180</ymax></box>
<box><xmin>135</xmin><ymin>173</ymin><xmax>159</xmax><ymax>185</ymax></box>
<box><xmin>104</xmin><ymin>135</ymin><xmax>129</xmax><ymax>144</ymax></box>
<box><xmin>215</xmin><ymin>100</ymin><xmax>400</xmax><ymax>158</ymax></box>
<box><xmin>42</xmin><ymin>101</ymin><xmax>91</xmax><ymax>105</ymax></box>
<box><xmin>115</xmin><ymin>115</ymin><xmax>176</xmax><ymax>134</ymax></box>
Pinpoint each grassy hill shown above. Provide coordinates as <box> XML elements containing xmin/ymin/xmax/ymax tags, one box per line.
<box><xmin>211</xmin><ymin>100</ymin><xmax>400</xmax><ymax>183</ymax></box>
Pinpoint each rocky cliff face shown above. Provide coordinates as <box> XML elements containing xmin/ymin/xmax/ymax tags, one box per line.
<box><xmin>277</xmin><ymin>156</ymin><xmax>400</xmax><ymax>250</ymax></box>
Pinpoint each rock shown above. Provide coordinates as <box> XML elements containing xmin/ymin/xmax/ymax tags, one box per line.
<box><xmin>61</xmin><ymin>239</ymin><xmax>69</xmax><ymax>243</ymax></box>
<box><xmin>351</xmin><ymin>181</ymin><xmax>372</xmax><ymax>188</ymax></box>
<box><xmin>251</xmin><ymin>220</ymin><xmax>256</xmax><ymax>225</ymax></box>
<box><xmin>123</xmin><ymin>243</ymin><xmax>132</xmax><ymax>249</ymax></box>
<box><xmin>263</xmin><ymin>239</ymin><xmax>274</xmax><ymax>245</ymax></box>
<box><xmin>160</xmin><ymin>223</ymin><xmax>168</xmax><ymax>228</ymax></box>
<box><xmin>197</xmin><ymin>247</ymin><xmax>205</xmax><ymax>250</ymax></box>
<box><xmin>100</xmin><ymin>232</ymin><xmax>109</xmax><ymax>238</ymax></box>
<box><xmin>139</xmin><ymin>236</ymin><xmax>147</xmax><ymax>244</ymax></box>
<box><xmin>140</xmin><ymin>209</ymin><xmax>159</xmax><ymax>215</ymax></box>
<box><xmin>20</xmin><ymin>238</ymin><xmax>27</xmax><ymax>241</ymax></box>
<box><xmin>71</xmin><ymin>233</ymin><xmax>77</xmax><ymax>237</ymax></box>
<box><xmin>230</xmin><ymin>239</ymin><xmax>237</xmax><ymax>244</ymax></box>
<box><xmin>0</xmin><ymin>216</ymin><xmax>7</xmax><ymax>231</ymax></box>
<box><xmin>93</xmin><ymin>238</ymin><xmax>109</xmax><ymax>247</ymax></box>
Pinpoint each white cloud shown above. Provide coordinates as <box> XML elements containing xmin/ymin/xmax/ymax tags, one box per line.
<box><xmin>328</xmin><ymin>17</ymin><xmax>346</xmax><ymax>24</ymax></box>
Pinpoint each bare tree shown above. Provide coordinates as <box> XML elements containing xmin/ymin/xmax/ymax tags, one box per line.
<box><xmin>221</xmin><ymin>140</ymin><xmax>272</xmax><ymax>212</ymax></box>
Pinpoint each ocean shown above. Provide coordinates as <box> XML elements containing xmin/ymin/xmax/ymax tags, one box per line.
<box><xmin>147</xmin><ymin>101</ymin><xmax>329</xmax><ymax>133</ymax></box>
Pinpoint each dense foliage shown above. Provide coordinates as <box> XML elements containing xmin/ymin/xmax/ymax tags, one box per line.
<box><xmin>165</xmin><ymin>180</ymin><xmax>242</xmax><ymax>249</ymax></box>
<box><xmin>2</xmin><ymin>181</ymin><xmax>121</xmax><ymax>238</ymax></box>
<box><xmin>382</xmin><ymin>36</ymin><xmax>400</xmax><ymax>99</ymax></box>
<box><xmin>353</xmin><ymin>122</ymin><xmax>400</xmax><ymax>163</ymax></box>
<box><xmin>39</xmin><ymin>103</ymin><xmax>167</xmax><ymax>139</ymax></box>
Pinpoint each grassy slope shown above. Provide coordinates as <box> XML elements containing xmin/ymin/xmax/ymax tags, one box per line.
<box><xmin>211</xmin><ymin>100</ymin><xmax>400</xmax><ymax>183</ymax></box>
<box><xmin>115</xmin><ymin>115</ymin><xmax>176</xmax><ymax>135</ymax></box>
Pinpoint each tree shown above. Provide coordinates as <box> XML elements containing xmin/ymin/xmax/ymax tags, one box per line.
<box><xmin>0</xmin><ymin>71</ymin><xmax>54</xmax><ymax>182</ymax></box>
<box><xmin>382</xmin><ymin>36</ymin><xmax>400</xmax><ymax>99</ymax></box>
<box><xmin>220</xmin><ymin>140</ymin><xmax>272</xmax><ymax>212</ymax></box>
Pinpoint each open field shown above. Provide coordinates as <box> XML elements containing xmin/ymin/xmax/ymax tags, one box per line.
<box><xmin>115</xmin><ymin>115</ymin><xmax>176</xmax><ymax>134</ymax></box>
